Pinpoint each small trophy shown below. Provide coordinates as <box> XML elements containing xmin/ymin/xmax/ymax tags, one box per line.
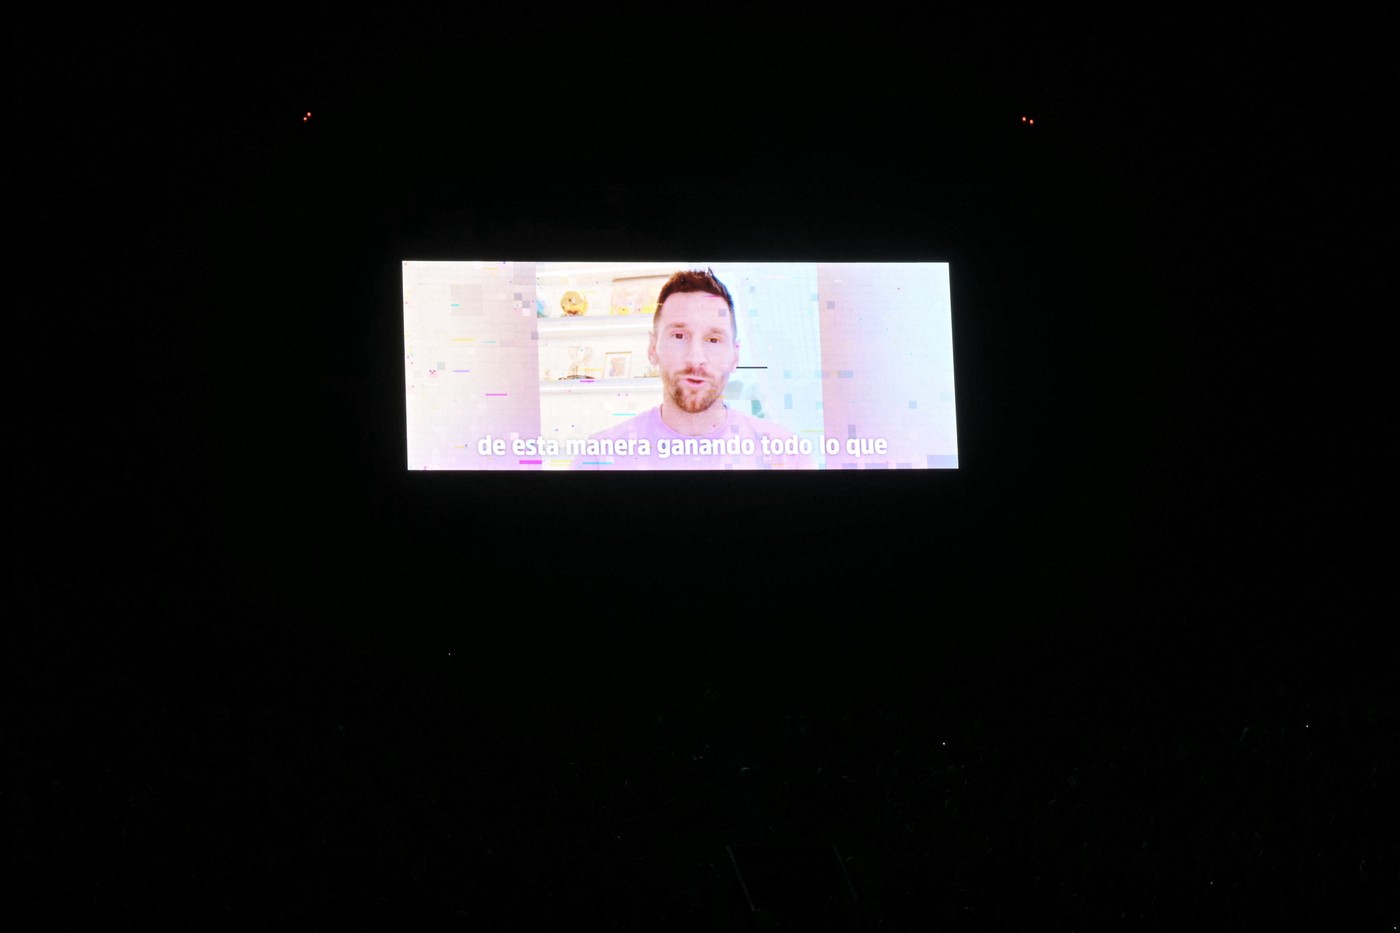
<box><xmin>566</xmin><ymin>346</ymin><xmax>594</xmax><ymax>378</ymax></box>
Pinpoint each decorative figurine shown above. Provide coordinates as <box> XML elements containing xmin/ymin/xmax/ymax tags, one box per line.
<box><xmin>566</xmin><ymin>346</ymin><xmax>595</xmax><ymax>378</ymax></box>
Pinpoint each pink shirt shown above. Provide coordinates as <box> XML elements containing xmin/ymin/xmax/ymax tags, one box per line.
<box><xmin>570</xmin><ymin>405</ymin><xmax>817</xmax><ymax>470</ymax></box>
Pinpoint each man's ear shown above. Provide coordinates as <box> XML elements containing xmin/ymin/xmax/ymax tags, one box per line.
<box><xmin>647</xmin><ymin>330</ymin><xmax>658</xmax><ymax>367</ymax></box>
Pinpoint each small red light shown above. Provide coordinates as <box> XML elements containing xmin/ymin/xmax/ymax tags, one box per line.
<box><xmin>1028</xmin><ymin>118</ymin><xmax>1034</xmax><ymax>125</ymax></box>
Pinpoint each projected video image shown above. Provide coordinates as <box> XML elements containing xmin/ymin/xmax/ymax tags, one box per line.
<box><xmin>403</xmin><ymin>262</ymin><xmax>958</xmax><ymax>470</ymax></box>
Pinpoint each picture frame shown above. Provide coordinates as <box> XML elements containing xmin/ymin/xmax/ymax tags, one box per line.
<box><xmin>604</xmin><ymin>351</ymin><xmax>632</xmax><ymax>380</ymax></box>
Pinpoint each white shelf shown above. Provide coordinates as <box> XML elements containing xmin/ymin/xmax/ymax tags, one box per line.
<box><xmin>539</xmin><ymin>378</ymin><xmax>661</xmax><ymax>395</ymax></box>
<box><xmin>537</xmin><ymin>316</ymin><xmax>654</xmax><ymax>340</ymax></box>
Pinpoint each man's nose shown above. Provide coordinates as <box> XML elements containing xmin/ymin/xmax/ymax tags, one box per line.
<box><xmin>685</xmin><ymin>339</ymin><xmax>707</xmax><ymax>367</ymax></box>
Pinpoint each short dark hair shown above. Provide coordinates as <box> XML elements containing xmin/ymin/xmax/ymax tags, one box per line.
<box><xmin>654</xmin><ymin>268</ymin><xmax>736</xmax><ymax>342</ymax></box>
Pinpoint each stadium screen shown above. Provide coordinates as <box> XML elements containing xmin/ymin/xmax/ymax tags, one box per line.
<box><xmin>404</xmin><ymin>261</ymin><xmax>957</xmax><ymax>471</ymax></box>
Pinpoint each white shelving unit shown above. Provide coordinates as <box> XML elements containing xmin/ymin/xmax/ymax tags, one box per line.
<box><xmin>535</xmin><ymin>265</ymin><xmax>673</xmax><ymax>451</ymax></box>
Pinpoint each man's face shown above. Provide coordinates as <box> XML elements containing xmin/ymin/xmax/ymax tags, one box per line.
<box><xmin>648</xmin><ymin>291</ymin><xmax>738</xmax><ymax>415</ymax></box>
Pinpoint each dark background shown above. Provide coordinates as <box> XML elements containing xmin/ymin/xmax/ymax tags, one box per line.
<box><xmin>14</xmin><ymin>6</ymin><xmax>1394</xmax><ymax>929</ymax></box>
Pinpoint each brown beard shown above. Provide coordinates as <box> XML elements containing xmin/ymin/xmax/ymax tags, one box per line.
<box><xmin>666</xmin><ymin>369</ymin><xmax>724</xmax><ymax>414</ymax></box>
